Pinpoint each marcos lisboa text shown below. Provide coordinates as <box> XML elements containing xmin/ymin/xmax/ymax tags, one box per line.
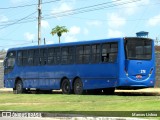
<box><xmin>132</xmin><ymin>112</ymin><xmax>158</xmax><ymax>117</ymax></box>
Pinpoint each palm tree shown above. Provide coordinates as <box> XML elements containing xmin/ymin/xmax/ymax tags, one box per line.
<box><xmin>51</xmin><ymin>25</ymin><xmax>68</xmax><ymax>43</ymax></box>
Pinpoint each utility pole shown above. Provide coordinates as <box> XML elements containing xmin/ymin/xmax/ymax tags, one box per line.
<box><xmin>155</xmin><ymin>37</ymin><xmax>159</xmax><ymax>46</ymax></box>
<box><xmin>38</xmin><ymin>0</ymin><xmax>42</xmax><ymax>45</ymax></box>
<box><xmin>44</xmin><ymin>38</ymin><xmax>46</xmax><ymax>45</ymax></box>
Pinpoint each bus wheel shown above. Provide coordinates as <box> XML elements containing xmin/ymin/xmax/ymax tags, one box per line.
<box><xmin>103</xmin><ymin>88</ymin><xmax>115</xmax><ymax>95</ymax></box>
<box><xmin>74</xmin><ymin>78</ymin><xmax>83</xmax><ymax>95</ymax></box>
<box><xmin>61</xmin><ymin>79</ymin><xmax>71</xmax><ymax>94</ymax></box>
<box><xmin>15</xmin><ymin>80</ymin><xmax>24</xmax><ymax>94</ymax></box>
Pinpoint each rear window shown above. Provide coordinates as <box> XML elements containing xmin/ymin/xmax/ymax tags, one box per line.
<box><xmin>124</xmin><ymin>38</ymin><xmax>152</xmax><ymax>60</ymax></box>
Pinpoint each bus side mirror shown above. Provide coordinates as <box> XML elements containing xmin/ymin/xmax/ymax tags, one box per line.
<box><xmin>3</xmin><ymin>58</ymin><xmax>7</xmax><ymax>67</ymax></box>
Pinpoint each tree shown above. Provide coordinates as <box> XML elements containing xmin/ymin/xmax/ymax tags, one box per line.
<box><xmin>51</xmin><ymin>25</ymin><xmax>68</xmax><ymax>43</ymax></box>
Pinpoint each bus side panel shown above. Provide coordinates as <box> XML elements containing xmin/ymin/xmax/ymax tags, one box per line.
<box><xmin>75</xmin><ymin>64</ymin><xmax>118</xmax><ymax>90</ymax></box>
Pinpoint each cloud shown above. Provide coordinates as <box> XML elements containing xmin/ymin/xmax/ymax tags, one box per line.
<box><xmin>41</xmin><ymin>20</ymin><xmax>50</xmax><ymax>29</ymax></box>
<box><xmin>24</xmin><ymin>32</ymin><xmax>35</xmax><ymax>41</ymax></box>
<box><xmin>51</xmin><ymin>3</ymin><xmax>73</xmax><ymax>18</ymax></box>
<box><xmin>112</xmin><ymin>0</ymin><xmax>150</xmax><ymax>15</ymax></box>
<box><xmin>46</xmin><ymin>40</ymin><xmax>54</xmax><ymax>44</ymax></box>
<box><xmin>87</xmin><ymin>20</ymin><xmax>102</xmax><ymax>27</ymax></box>
<box><xmin>63</xmin><ymin>35</ymin><xmax>78</xmax><ymax>43</ymax></box>
<box><xmin>148</xmin><ymin>14</ymin><xmax>160</xmax><ymax>26</ymax></box>
<box><xmin>63</xmin><ymin>26</ymin><xmax>81</xmax><ymax>43</ymax></box>
<box><xmin>107</xmin><ymin>13</ymin><xmax>126</xmax><ymax>28</ymax></box>
<box><xmin>126</xmin><ymin>0</ymin><xmax>149</xmax><ymax>15</ymax></box>
<box><xmin>0</xmin><ymin>15</ymin><xmax>8</xmax><ymax>23</ymax></box>
<box><xmin>83</xmin><ymin>28</ymin><xmax>89</xmax><ymax>35</ymax></box>
<box><xmin>69</xmin><ymin>26</ymin><xmax>81</xmax><ymax>35</ymax></box>
<box><xmin>107</xmin><ymin>29</ymin><xmax>123</xmax><ymax>38</ymax></box>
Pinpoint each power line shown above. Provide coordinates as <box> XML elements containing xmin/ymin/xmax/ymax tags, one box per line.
<box><xmin>0</xmin><ymin>11</ymin><xmax>37</xmax><ymax>30</ymax></box>
<box><xmin>1</xmin><ymin>1</ymin><xmax>160</xmax><ymax>26</ymax></box>
<box><xmin>0</xmin><ymin>41</ymin><xmax>37</xmax><ymax>48</ymax></box>
<box><xmin>0</xmin><ymin>0</ymin><xmax>142</xmax><ymax>28</ymax></box>
<box><xmin>0</xmin><ymin>0</ymin><xmax>61</xmax><ymax>10</ymax></box>
<box><xmin>1</xmin><ymin>1</ymin><xmax>121</xmax><ymax>26</ymax></box>
<box><xmin>43</xmin><ymin>0</ymin><xmax>142</xmax><ymax>19</ymax></box>
<box><xmin>1</xmin><ymin>0</ymin><xmax>160</xmax><ymax>28</ymax></box>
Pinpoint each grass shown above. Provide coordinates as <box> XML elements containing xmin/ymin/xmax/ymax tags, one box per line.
<box><xmin>0</xmin><ymin>92</ymin><xmax>160</xmax><ymax>112</ymax></box>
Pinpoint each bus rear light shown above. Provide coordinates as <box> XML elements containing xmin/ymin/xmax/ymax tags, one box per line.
<box><xmin>149</xmin><ymin>68</ymin><xmax>154</xmax><ymax>74</ymax></box>
<box><xmin>124</xmin><ymin>68</ymin><xmax>128</xmax><ymax>76</ymax></box>
<box><xmin>149</xmin><ymin>68</ymin><xmax>154</xmax><ymax>77</ymax></box>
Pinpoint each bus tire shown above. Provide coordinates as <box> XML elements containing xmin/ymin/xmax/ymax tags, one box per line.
<box><xmin>15</xmin><ymin>80</ymin><xmax>24</xmax><ymax>94</ymax></box>
<box><xmin>74</xmin><ymin>78</ymin><xmax>83</xmax><ymax>95</ymax></box>
<box><xmin>61</xmin><ymin>79</ymin><xmax>71</xmax><ymax>94</ymax></box>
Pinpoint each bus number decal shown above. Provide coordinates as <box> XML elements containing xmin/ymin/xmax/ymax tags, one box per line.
<box><xmin>140</xmin><ymin>70</ymin><xmax>146</xmax><ymax>74</ymax></box>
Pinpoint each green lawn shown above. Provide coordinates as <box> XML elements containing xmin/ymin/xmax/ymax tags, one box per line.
<box><xmin>0</xmin><ymin>92</ymin><xmax>160</xmax><ymax>112</ymax></box>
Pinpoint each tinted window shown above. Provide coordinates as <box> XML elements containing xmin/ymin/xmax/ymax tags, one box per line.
<box><xmin>40</xmin><ymin>49</ymin><xmax>47</xmax><ymax>65</ymax></box>
<box><xmin>34</xmin><ymin>49</ymin><xmax>39</xmax><ymax>65</ymax></box>
<box><xmin>76</xmin><ymin>46</ymin><xmax>83</xmax><ymax>64</ymax></box>
<box><xmin>17</xmin><ymin>51</ymin><xmax>22</xmax><ymax>66</ymax></box>
<box><xmin>22</xmin><ymin>51</ymin><xmax>28</xmax><ymax>65</ymax></box>
<box><xmin>61</xmin><ymin>47</ymin><xmax>68</xmax><ymax>64</ymax></box>
<box><xmin>101</xmin><ymin>42</ymin><xmax>118</xmax><ymax>63</ymax></box>
<box><xmin>48</xmin><ymin>47</ymin><xmax>61</xmax><ymax>65</ymax></box>
<box><xmin>28</xmin><ymin>50</ymin><xmax>34</xmax><ymax>66</ymax></box>
<box><xmin>4</xmin><ymin>51</ymin><xmax>16</xmax><ymax>74</ymax></box>
<box><xmin>61</xmin><ymin>47</ymin><xmax>74</xmax><ymax>64</ymax></box>
<box><xmin>6</xmin><ymin>51</ymin><xmax>16</xmax><ymax>68</ymax></box>
<box><xmin>48</xmin><ymin>48</ymin><xmax>54</xmax><ymax>64</ymax></box>
<box><xmin>76</xmin><ymin>45</ymin><xmax>91</xmax><ymax>64</ymax></box>
<box><xmin>84</xmin><ymin>45</ymin><xmax>90</xmax><ymax>63</ymax></box>
<box><xmin>68</xmin><ymin>47</ymin><xmax>74</xmax><ymax>64</ymax></box>
<box><xmin>125</xmin><ymin>38</ymin><xmax>152</xmax><ymax>60</ymax></box>
<box><xmin>91</xmin><ymin>44</ymin><xmax>100</xmax><ymax>63</ymax></box>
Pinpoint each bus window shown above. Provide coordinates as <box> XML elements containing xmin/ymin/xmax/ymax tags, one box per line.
<box><xmin>28</xmin><ymin>50</ymin><xmax>34</xmax><ymax>66</ymax></box>
<box><xmin>17</xmin><ymin>51</ymin><xmax>23</xmax><ymax>66</ymax></box>
<box><xmin>91</xmin><ymin>44</ymin><xmax>100</xmax><ymax>63</ymax></box>
<box><xmin>109</xmin><ymin>43</ymin><xmax>118</xmax><ymax>62</ymax></box>
<box><xmin>102</xmin><ymin>43</ymin><xmax>110</xmax><ymax>62</ymax></box>
<box><xmin>76</xmin><ymin>46</ymin><xmax>83</xmax><ymax>64</ymax></box>
<box><xmin>68</xmin><ymin>47</ymin><xmax>74</xmax><ymax>64</ymax></box>
<box><xmin>34</xmin><ymin>49</ymin><xmax>40</xmax><ymax>66</ymax></box>
<box><xmin>54</xmin><ymin>47</ymin><xmax>61</xmax><ymax>64</ymax></box>
<box><xmin>83</xmin><ymin>45</ymin><xmax>90</xmax><ymax>64</ymax></box>
<box><xmin>55</xmin><ymin>47</ymin><xmax>61</xmax><ymax>64</ymax></box>
<box><xmin>4</xmin><ymin>51</ymin><xmax>16</xmax><ymax>74</ymax></box>
<box><xmin>48</xmin><ymin>47</ymin><xmax>61</xmax><ymax>65</ymax></box>
<box><xmin>125</xmin><ymin>39</ymin><xmax>152</xmax><ymax>60</ymax></box>
<box><xmin>48</xmin><ymin>48</ymin><xmax>54</xmax><ymax>65</ymax></box>
<box><xmin>76</xmin><ymin>45</ymin><xmax>90</xmax><ymax>64</ymax></box>
<box><xmin>61</xmin><ymin>47</ymin><xmax>68</xmax><ymax>64</ymax></box>
<box><xmin>40</xmin><ymin>49</ymin><xmax>47</xmax><ymax>65</ymax></box>
<box><xmin>23</xmin><ymin>50</ymin><xmax>28</xmax><ymax>65</ymax></box>
<box><xmin>101</xmin><ymin>42</ymin><xmax>118</xmax><ymax>63</ymax></box>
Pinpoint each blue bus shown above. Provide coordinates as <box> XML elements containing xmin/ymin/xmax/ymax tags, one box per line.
<box><xmin>3</xmin><ymin>37</ymin><xmax>155</xmax><ymax>94</ymax></box>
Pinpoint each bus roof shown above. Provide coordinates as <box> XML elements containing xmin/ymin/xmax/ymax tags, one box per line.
<box><xmin>7</xmin><ymin>37</ymin><xmax>152</xmax><ymax>51</ymax></box>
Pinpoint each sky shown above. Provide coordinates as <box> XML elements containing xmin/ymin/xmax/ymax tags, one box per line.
<box><xmin>0</xmin><ymin>0</ymin><xmax>160</xmax><ymax>50</ymax></box>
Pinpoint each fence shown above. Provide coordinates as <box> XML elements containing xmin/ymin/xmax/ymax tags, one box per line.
<box><xmin>0</xmin><ymin>61</ymin><xmax>3</xmax><ymax>88</ymax></box>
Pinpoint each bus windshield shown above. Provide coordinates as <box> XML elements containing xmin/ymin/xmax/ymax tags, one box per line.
<box><xmin>124</xmin><ymin>38</ymin><xmax>152</xmax><ymax>60</ymax></box>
